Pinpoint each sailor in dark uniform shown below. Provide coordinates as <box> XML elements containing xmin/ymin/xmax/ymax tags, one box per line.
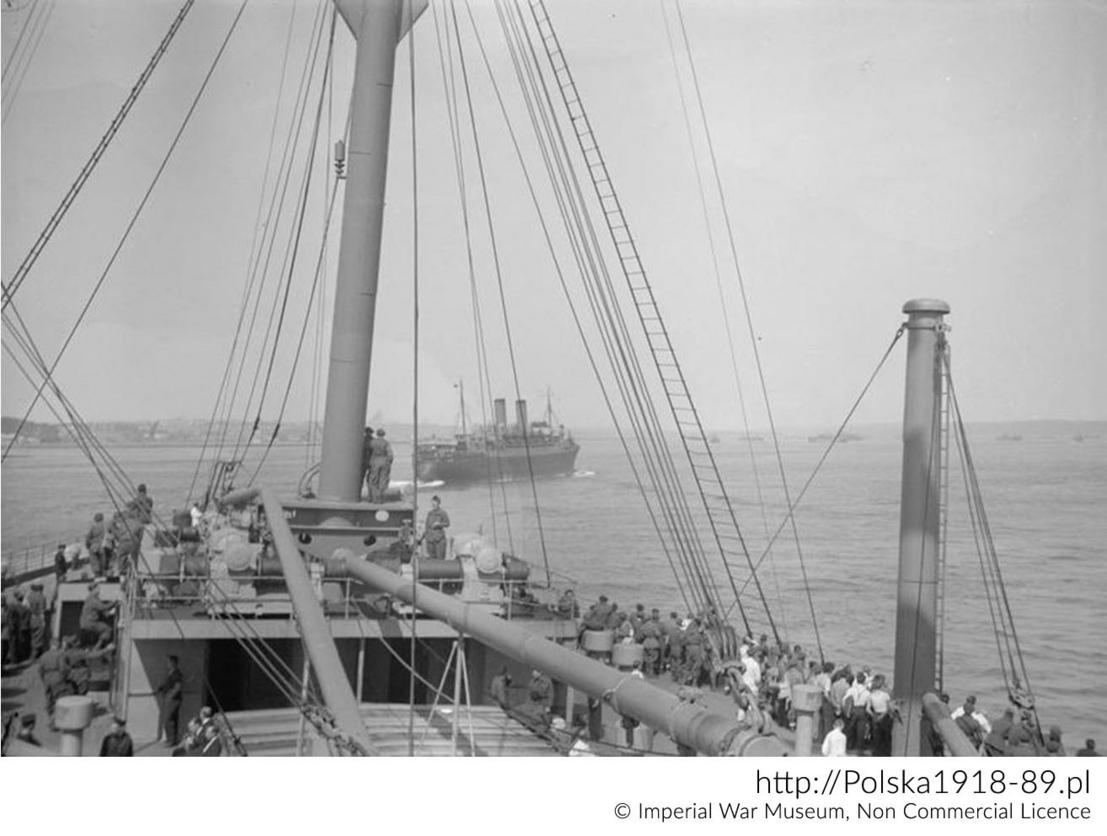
<box><xmin>155</xmin><ymin>654</ymin><xmax>184</xmax><ymax>747</ymax></box>
<box><xmin>423</xmin><ymin>496</ymin><xmax>450</xmax><ymax>560</ymax></box>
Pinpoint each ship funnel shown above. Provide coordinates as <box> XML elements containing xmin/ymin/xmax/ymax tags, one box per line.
<box><xmin>516</xmin><ymin>399</ymin><xmax>529</xmax><ymax>437</ymax></box>
<box><xmin>493</xmin><ymin>398</ymin><xmax>508</xmax><ymax>431</ymax></box>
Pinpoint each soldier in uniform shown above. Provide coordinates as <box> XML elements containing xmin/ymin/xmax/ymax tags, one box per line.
<box><xmin>638</xmin><ymin>609</ymin><xmax>664</xmax><ymax>675</ymax></box>
<box><xmin>86</xmin><ymin>512</ymin><xmax>108</xmax><ymax>576</ymax></box>
<box><xmin>79</xmin><ymin>581</ymin><xmax>117</xmax><ymax>649</ymax></box>
<box><xmin>26</xmin><ymin>583</ymin><xmax>48</xmax><ymax>661</ymax></box>
<box><xmin>128</xmin><ymin>484</ymin><xmax>154</xmax><ymax>524</ymax></box>
<box><xmin>367</xmin><ymin>428</ymin><xmax>394</xmax><ymax>502</ymax></box>
<box><xmin>38</xmin><ymin>637</ymin><xmax>71</xmax><ymax>723</ymax></box>
<box><xmin>53</xmin><ymin>543</ymin><xmax>68</xmax><ymax>584</ymax></box>
<box><xmin>155</xmin><ymin>654</ymin><xmax>184</xmax><ymax>747</ymax></box>
<box><xmin>99</xmin><ymin>716</ymin><xmax>134</xmax><ymax>757</ymax></box>
<box><xmin>682</xmin><ymin>619</ymin><xmax>706</xmax><ymax>686</ymax></box>
<box><xmin>422</xmin><ymin>496</ymin><xmax>450</xmax><ymax>560</ymax></box>
<box><xmin>64</xmin><ymin>638</ymin><xmax>113</xmax><ymax>697</ymax></box>
<box><xmin>9</xmin><ymin>590</ymin><xmax>29</xmax><ymax>664</ymax></box>
<box><xmin>528</xmin><ymin>668</ymin><xmax>553</xmax><ymax>710</ymax></box>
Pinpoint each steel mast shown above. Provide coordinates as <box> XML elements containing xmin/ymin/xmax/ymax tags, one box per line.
<box><xmin>892</xmin><ymin>298</ymin><xmax>949</xmax><ymax>756</ymax></box>
<box><xmin>317</xmin><ymin>0</ymin><xmax>423</xmax><ymax>503</ymax></box>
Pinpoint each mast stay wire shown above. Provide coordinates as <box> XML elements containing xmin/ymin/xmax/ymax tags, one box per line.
<box><xmin>407</xmin><ymin>0</ymin><xmax>421</xmax><ymax>758</ymax></box>
<box><xmin>945</xmin><ymin>353</ymin><xmax>1037</xmax><ymax>715</ymax></box>
<box><xmin>1</xmin><ymin>0</ymin><xmax>251</xmax><ymax>462</ymax></box>
<box><xmin>482</xmin><ymin>0</ymin><xmax>717</xmax><ymax>616</ymax></box>
<box><xmin>498</xmin><ymin>0</ymin><xmax>720</xmax><ymax>615</ymax></box>
<box><xmin>2</xmin><ymin>0</ymin><xmax>196</xmax><ymax>309</ymax></box>
<box><xmin>671</xmin><ymin>0</ymin><xmax>819</xmax><ymax>659</ymax></box>
<box><xmin>188</xmin><ymin>0</ymin><xmax>304</xmax><ymax>503</ymax></box>
<box><xmin>460</xmin><ymin>0</ymin><xmax>697</xmax><ymax>615</ymax></box>
<box><xmin>205</xmin><ymin>1</ymin><xmax>329</xmax><ymax>476</ymax></box>
<box><xmin>729</xmin><ymin>325</ymin><xmax>906</xmax><ymax>605</ymax></box>
<box><xmin>0</xmin><ymin>0</ymin><xmax>55</xmax><ymax>125</ymax></box>
<box><xmin>1</xmin><ymin>0</ymin><xmax>40</xmax><ymax>84</ymax></box>
<box><xmin>242</xmin><ymin>10</ymin><xmax>338</xmax><ymax>480</ymax></box>
<box><xmin>520</xmin><ymin>0</ymin><xmax>760</xmax><ymax>632</ymax></box>
<box><xmin>432</xmin><ymin>1</ymin><xmax>513</xmax><ymax>548</ymax></box>
<box><xmin>448</xmin><ymin>0</ymin><xmax>553</xmax><ymax>584</ymax></box>
<box><xmin>657</xmin><ymin>0</ymin><xmax>790</xmax><ymax>641</ymax></box>
<box><xmin>222</xmin><ymin>4</ymin><xmax>333</xmax><ymax>469</ymax></box>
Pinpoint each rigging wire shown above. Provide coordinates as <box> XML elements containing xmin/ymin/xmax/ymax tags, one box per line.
<box><xmin>1</xmin><ymin>0</ymin><xmax>39</xmax><ymax>83</ymax></box>
<box><xmin>671</xmin><ymin>0</ymin><xmax>819</xmax><ymax>659</ymax></box>
<box><xmin>449</xmin><ymin>0</ymin><xmax>551</xmax><ymax>581</ymax></box>
<box><xmin>479</xmin><ymin>0</ymin><xmax>717</xmax><ymax>615</ymax></box>
<box><xmin>223</xmin><ymin>3</ymin><xmax>332</xmax><ymax>468</ymax></box>
<box><xmin>509</xmin><ymin>0</ymin><xmax>731</xmax><ymax>620</ymax></box>
<box><xmin>432</xmin><ymin>1</ymin><xmax>511</xmax><ymax>545</ymax></box>
<box><xmin>458</xmin><ymin>0</ymin><xmax>697</xmax><ymax>615</ymax></box>
<box><xmin>0</xmin><ymin>0</ymin><xmax>54</xmax><ymax>124</ymax></box>
<box><xmin>2</xmin><ymin>0</ymin><xmax>251</xmax><ymax>461</ymax></box>
<box><xmin>407</xmin><ymin>0</ymin><xmax>421</xmax><ymax>758</ymax></box>
<box><xmin>243</xmin><ymin>11</ymin><xmax>338</xmax><ymax>479</ymax></box>
<box><xmin>188</xmin><ymin>0</ymin><xmax>302</xmax><ymax>503</ymax></box>
<box><xmin>729</xmin><ymin>324</ymin><xmax>906</xmax><ymax>604</ymax></box>
<box><xmin>2</xmin><ymin>0</ymin><xmax>197</xmax><ymax>310</ymax></box>
<box><xmin>946</xmin><ymin>352</ymin><xmax>1037</xmax><ymax>713</ymax></box>
<box><xmin>657</xmin><ymin>0</ymin><xmax>789</xmax><ymax>640</ymax></box>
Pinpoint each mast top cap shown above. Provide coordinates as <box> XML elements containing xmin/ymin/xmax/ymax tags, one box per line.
<box><xmin>902</xmin><ymin>298</ymin><xmax>950</xmax><ymax>315</ymax></box>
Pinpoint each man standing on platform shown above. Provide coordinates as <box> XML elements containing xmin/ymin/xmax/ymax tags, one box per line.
<box><xmin>155</xmin><ymin>654</ymin><xmax>184</xmax><ymax>748</ymax></box>
<box><xmin>86</xmin><ymin>512</ymin><xmax>107</xmax><ymax>576</ymax></box>
<box><xmin>368</xmin><ymin>428</ymin><xmax>394</xmax><ymax>502</ymax></box>
<box><xmin>423</xmin><ymin>495</ymin><xmax>450</xmax><ymax>560</ymax></box>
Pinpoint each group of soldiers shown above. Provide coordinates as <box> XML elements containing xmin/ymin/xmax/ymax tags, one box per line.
<box><xmin>577</xmin><ymin>597</ymin><xmax>716</xmax><ymax>686</ymax></box>
<box><xmin>361</xmin><ymin>427</ymin><xmax>394</xmax><ymax>503</ymax></box>
<box><xmin>82</xmin><ymin>483</ymin><xmax>154</xmax><ymax>579</ymax></box>
<box><xmin>1</xmin><ymin>583</ymin><xmax>49</xmax><ymax>667</ymax></box>
<box><xmin>36</xmin><ymin>635</ymin><xmax>116</xmax><ymax>726</ymax></box>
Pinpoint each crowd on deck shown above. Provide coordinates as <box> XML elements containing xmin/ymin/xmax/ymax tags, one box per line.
<box><xmin>538</xmin><ymin>594</ymin><xmax>1088</xmax><ymax>758</ymax></box>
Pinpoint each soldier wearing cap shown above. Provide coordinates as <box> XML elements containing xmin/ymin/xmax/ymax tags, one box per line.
<box><xmin>99</xmin><ymin>716</ymin><xmax>134</xmax><ymax>756</ymax></box>
<box><xmin>38</xmin><ymin>637</ymin><xmax>71</xmax><ymax>721</ymax></box>
<box><xmin>423</xmin><ymin>495</ymin><xmax>450</xmax><ymax>560</ymax></box>
<box><xmin>53</xmin><ymin>543</ymin><xmax>68</xmax><ymax>584</ymax></box>
<box><xmin>367</xmin><ymin>428</ymin><xmax>394</xmax><ymax>503</ymax></box>
<box><xmin>79</xmin><ymin>581</ymin><xmax>117</xmax><ymax>649</ymax></box>
<box><xmin>129</xmin><ymin>484</ymin><xmax>154</xmax><ymax>524</ymax></box>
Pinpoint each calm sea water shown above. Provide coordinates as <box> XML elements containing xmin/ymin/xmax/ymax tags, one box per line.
<box><xmin>3</xmin><ymin>429</ymin><xmax>1104</xmax><ymax>744</ymax></box>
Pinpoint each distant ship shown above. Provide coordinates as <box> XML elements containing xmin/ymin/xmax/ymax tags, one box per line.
<box><xmin>997</xmin><ymin>434</ymin><xmax>1023</xmax><ymax>442</ymax></box>
<box><xmin>416</xmin><ymin>388</ymin><xmax>579</xmax><ymax>485</ymax></box>
<box><xmin>808</xmin><ymin>431</ymin><xmax>863</xmax><ymax>443</ymax></box>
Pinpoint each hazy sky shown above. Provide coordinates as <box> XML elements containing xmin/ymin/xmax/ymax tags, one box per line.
<box><xmin>2</xmin><ymin>0</ymin><xmax>1104</xmax><ymax>433</ymax></box>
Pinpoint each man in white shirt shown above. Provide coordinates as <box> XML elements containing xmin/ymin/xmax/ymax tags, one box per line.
<box><xmin>739</xmin><ymin>645</ymin><xmax>761</xmax><ymax>695</ymax></box>
<box><xmin>822</xmin><ymin>718</ymin><xmax>847</xmax><ymax>757</ymax></box>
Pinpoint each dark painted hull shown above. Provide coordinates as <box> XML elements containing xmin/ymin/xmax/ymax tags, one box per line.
<box><xmin>417</xmin><ymin>442</ymin><xmax>580</xmax><ymax>484</ymax></box>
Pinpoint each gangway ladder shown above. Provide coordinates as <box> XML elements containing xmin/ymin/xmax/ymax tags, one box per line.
<box><xmin>527</xmin><ymin>0</ymin><xmax>778</xmax><ymax>643</ymax></box>
<box><xmin>935</xmin><ymin>337</ymin><xmax>952</xmax><ymax>693</ymax></box>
